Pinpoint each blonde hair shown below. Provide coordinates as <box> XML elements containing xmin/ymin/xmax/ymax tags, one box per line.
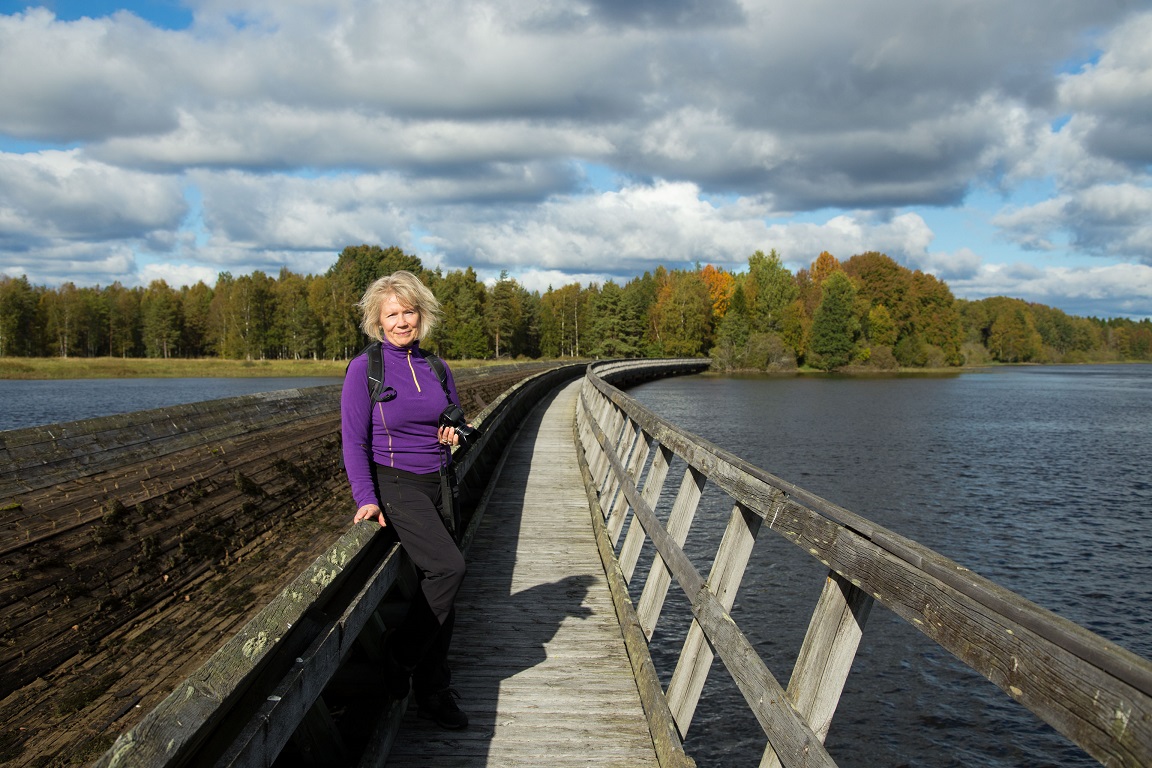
<box><xmin>358</xmin><ymin>270</ymin><xmax>442</xmax><ymax>343</ymax></box>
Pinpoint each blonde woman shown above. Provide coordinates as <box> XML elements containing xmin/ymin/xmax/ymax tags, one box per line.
<box><xmin>340</xmin><ymin>270</ymin><xmax>468</xmax><ymax>729</ymax></box>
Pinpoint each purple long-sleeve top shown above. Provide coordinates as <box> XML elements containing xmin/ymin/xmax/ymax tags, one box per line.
<box><xmin>340</xmin><ymin>340</ymin><xmax>461</xmax><ymax>510</ymax></box>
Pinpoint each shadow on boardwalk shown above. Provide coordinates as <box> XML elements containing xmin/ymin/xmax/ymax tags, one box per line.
<box><xmin>384</xmin><ymin>381</ymin><xmax>659</xmax><ymax>768</ymax></box>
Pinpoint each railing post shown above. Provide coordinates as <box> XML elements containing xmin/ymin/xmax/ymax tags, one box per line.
<box><xmin>619</xmin><ymin>442</ymin><xmax>672</xmax><ymax>584</ymax></box>
<box><xmin>636</xmin><ymin>465</ymin><xmax>706</xmax><ymax>640</ymax></box>
<box><xmin>760</xmin><ymin>573</ymin><xmax>873</xmax><ymax>767</ymax></box>
<box><xmin>581</xmin><ymin>388</ymin><xmax>611</xmax><ymax>496</ymax></box>
<box><xmin>602</xmin><ymin>417</ymin><xmax>640</xmax><ymax>539</ymax></box>
<box><xmin>587</xmin><ymin>392</ymin><xmax>617</xmax><ymax>497</ymax></box>
<box><xmin>607</xmin><ymin>422</ymin><xmax>649</xmax><ymax>546</ymax></box>
<box><xmin>667</xmin><ymin>502</ymin><xmax>762</xmax><ymax>733</ymax></box>
<box><xmin>599</xmin><ymin>405</ymin><xmax>629</xmax><ymax>497</ymax></box>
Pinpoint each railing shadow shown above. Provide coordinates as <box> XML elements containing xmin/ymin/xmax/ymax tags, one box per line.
<box><xmin>383</xmin><ymin>381</ymin><xmax>600</xmax><ymax>764</ymax></box>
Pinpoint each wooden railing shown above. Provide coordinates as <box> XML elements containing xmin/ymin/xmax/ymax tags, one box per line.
<box><xmin>95</xmin><ymin>362</ymin><xmax>588</xmax><ymax>768</ymax></box>
<box><xmin>575</xmin><ymin>360</ymin><xmax>1152</xmax><ymax>768</ymax></box>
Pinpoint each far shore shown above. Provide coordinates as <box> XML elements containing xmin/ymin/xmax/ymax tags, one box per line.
<box><xmin>0</xmin><ymin>356</ymin><xmax>349</xmax><ymax>380</ymax></box>
<box><xmin>0</xmin><ymin>356</ymin><xmax>566</xmax><ymax>379</ymax></box>
<box><xmin>2</xmin><ymin>355</ymin><xmax>1137</xmax><ymax>381</ymax></box>
<box><xmin>0</xmin><ymin>356</ymin><xmax>500</xmax><ymax>380</ymax></box>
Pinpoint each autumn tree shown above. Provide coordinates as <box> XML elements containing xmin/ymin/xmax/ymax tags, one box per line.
<box><xmin>1121</xmin><ymin>322</ymin><xmax>1152</xmax><ymax>359</ymax></box>
<box><xmin>711</xmin><ymin>282</ymin><xmax>751</xmax><ymax>370</ymax></box>
<box><xmin>793</xmin><ymin>268</ymin><xmax>820</xmax><ymax>319</ymax></box>
<box><xmin>780</xmin><ymin>298</ymin><xmax>810</xmax><ymax>362</ymax></box>
<box><xmin>908</xmin><ymin>271</ymin><xmax>964</xmax><ymax>365</ymax></box>
<box><xmin>791</xmin><ymin>251</ymin><xmax>843</xmax><ymax>344</ymax></box>
<box><xmin>648</xmin><ymin>268</ymin><xmax>712</xmax><ymax>356</ymax></box>
<box><xmin>700</xmin><ymin>264</ymin><xmax>735</xmax><ymax>320</ymax></box>
<box><xmin>867</xmin><ymin>303</ymin><xmax>898</xmax><ymax>347</ymax></box>
<box><xmin>5</xmin><ymin>241</ymin><xmax>1146</xmax><ymax>366</ymax></box>
<box><xmin>1029</xmin><ymin>303</ymin><xmax>1101</xmax><ymax>361</ymax></box>
<box><xmin>986</xmin><ymin>300</ymin><xmax>1043</xmax><ymax>362</ymax></box>
<box><xmin>843</xmin><ymin>252</ymin><xmax>913</xmax><ymax>331</ymax></box>
<box><xmin>810</xmin><ymin>251</ymin><xmax>841</xmax><ymax>286</ymax></box>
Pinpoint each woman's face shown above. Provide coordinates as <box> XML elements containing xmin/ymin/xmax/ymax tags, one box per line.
<box><xmin>380</xmin><ymin>294</ymin><xmax>420</xmax><ymax>347</ymax></box>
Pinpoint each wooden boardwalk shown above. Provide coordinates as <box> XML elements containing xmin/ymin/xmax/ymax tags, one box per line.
<box><xmin>385</xmin><ymin>380</ymin><xmax>660</xmax><ymax>767</ymax></box>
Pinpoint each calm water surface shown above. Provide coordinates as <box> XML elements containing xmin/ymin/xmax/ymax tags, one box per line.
<box><xmin>3</xmin><ymin>367</ymin><xmax>1147</xmax><ymax>765</ymax></box>
<box><xmin>628</xmin><ymin>365</ymin><xmax>1152</xmax><ymax>767</ymax></box>
<box><xmin>0</xmin><ymin>377</ymin><xmax>342</xmax><ymax>432</ymax></box>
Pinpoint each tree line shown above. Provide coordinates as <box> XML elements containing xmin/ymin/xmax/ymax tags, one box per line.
<box><xmin>2</xmin><ymin>244</ymin><xmax>1150</xmax><ymax>368</ymax></box>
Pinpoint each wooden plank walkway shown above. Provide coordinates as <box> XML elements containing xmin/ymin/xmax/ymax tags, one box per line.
<box><xmin>385</xmin><ymin>380</ymin><xmax>660</xmax><ymax>767</ymax></box>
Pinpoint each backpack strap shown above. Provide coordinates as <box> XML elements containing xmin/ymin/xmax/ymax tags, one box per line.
<box><xmin>345</xmin><ymin>341</ymin><xmax>391</xmax><ymax>403</ymax></box>
<box><xmin>424</xmin><ymin>352</ymin><xmax>452</xmax><ymax>404</ymax></box>
<box><xmin>366</xmin><ymin>342</ymin><xmax>387</xmax><ymax>402</ymax></box>
<box><xmin>352</xmin><ymin>341</ymin><xmax>451</xmax><ymax>404</ymax></box>
<box><xmin>345</xmin><ymin>342</ymin><xmax>386</xmax><ymax>402</ymax></box>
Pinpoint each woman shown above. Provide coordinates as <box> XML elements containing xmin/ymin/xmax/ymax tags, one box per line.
<box><xmin>340</xmin><ymin>270</ymin><xmax>468</xmax><ymax>730</ymax></box>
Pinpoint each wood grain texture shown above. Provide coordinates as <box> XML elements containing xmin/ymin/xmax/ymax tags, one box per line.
<box><xmin>579</xmin><ymin>361</ymin><xmax>1152</xmax><ymax>768</ymax></box>
<box><xmin>0</xmin><ymin>364</ymin><xmax>563</xmax><ymax>768</ymax></box>
<box><xmin>385</xmin><ymin>380</ymin><xmax>662</xmax><ymax>768</ymax></box>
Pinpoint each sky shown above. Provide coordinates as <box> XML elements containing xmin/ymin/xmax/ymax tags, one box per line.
<box><xmin>1</xmin><ymin>1</ymin><xmax>1151</xmax><ymax>320</ymax></box>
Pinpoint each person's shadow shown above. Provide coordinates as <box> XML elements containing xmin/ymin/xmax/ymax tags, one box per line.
<box><xmin>391</xmin><ymin>383</ymin><xmax>602</xmax><ymax>760</ymax></box>
<box><xmin>294</xmin><ymin>384</ymin><xmax>605</xmax><ymax>767</ymax></box>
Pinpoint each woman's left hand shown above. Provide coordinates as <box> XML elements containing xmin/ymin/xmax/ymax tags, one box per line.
<box><xmin>437</xmin><ymin>425</ymin><xmax>458</xmax><ymax>447</ymax></box>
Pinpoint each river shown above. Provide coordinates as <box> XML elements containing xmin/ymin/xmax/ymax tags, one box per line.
<box><xmin>3</xmin><ymin>366</ymin><xmax>1148</xmax><ymax>765</ymax></box>
<box><xmin>0</xmin><ymin>377</ymin><xmax>343</xmax><ymax>432</ymax></box>
<box><xmin>626</xmin><ymin>364</ymin><xmax>1152</xmax><ymax>767</ymax></box>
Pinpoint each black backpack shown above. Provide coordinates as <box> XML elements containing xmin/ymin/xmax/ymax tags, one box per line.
<box><xmin>356</xmin><ymin>341</ymin><xmax>451</xmax><ymax>404</ymax></box>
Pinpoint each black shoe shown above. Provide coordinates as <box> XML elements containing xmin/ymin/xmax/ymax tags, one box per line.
<box><xmin>417</xmin><ymin>687</ymin><xmax>468</xmax><ymax>729</ymax></box>
<box><xmin>383</xmin><ymin>648</ymin><xmax>411</xmax><ymax>701</ymax></box>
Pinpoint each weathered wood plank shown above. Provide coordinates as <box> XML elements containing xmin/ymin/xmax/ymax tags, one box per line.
<box><xmin>619</xmin><ymin>443</ymin><xmax>671</xmax><ymax>585</ymax></box>
<box><xmin>2</xmin><ymin>364</ymin><xmax>570</xmax><ymax>768</ymax></box>
<box><xmin>93</xmin><ymin>523</ymin><xmax>385</xmax><ymax>768</ymax></box>
<box><xmin>212</xmin><ymin>545</ymin><xmax>404</xmax><ymax>768</ymax></box>
<box><xmin>579</xmin><ymin>360</ymin><xmax>1152</xmax><ymax>768</ymax></box>
<box><xmin>384</xmin><ymin>380</ymin><xmax>661</xmax><ymax>768</ymax></box>
<box><xmin>583</xmin><ymin>393</ymin><xmax>835</xmax><ymax>766</ymax></box>
<box><xmin>667</xmin><ymin>502</ymin><xmax>762</xmax><ymax>734</ymax></box>
<box><xmin>606</xmin><ymin>419</ymin><xmax>644</xmax><ymax>545</ymax></box>
<box><xmin>636</xmin><ymin>465</ymin><xmax>705</xmax><ymax>641</ymax></box>
<box><xmin>760</xmin><ymin>573</ymin><xmax>873</xmax><ymax>768</ymax></box>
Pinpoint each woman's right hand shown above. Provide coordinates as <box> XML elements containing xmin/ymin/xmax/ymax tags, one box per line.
<box><xmin>354</xmin><ymin>503</ymin><xmax>386</xmax><ymax>527</ymax></box>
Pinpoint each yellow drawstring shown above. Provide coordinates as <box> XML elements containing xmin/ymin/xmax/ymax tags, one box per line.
<box><xmin>377</xmin><ymin>401</ymin><xmax>394</xmax><ymax>465</ymax></box>
<box><xmin>406</xmin><ymin>349</ymin><xmax>422</xmax><ymax>392</ymax></box>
